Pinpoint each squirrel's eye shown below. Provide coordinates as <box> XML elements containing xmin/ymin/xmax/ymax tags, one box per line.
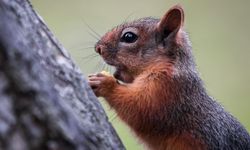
<box><xmin>120</xmin><ymin>32</ymin><xmax>138</xmax><ymax>43</ymax></box>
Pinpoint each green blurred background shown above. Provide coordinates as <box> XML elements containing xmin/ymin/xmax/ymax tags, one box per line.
<box><xmin>31</xmin><ymin>0</ymin><xmax>250</xmax><ymax>149</ymax></box>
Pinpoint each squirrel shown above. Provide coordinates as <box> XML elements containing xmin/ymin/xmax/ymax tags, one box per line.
<box><xmin>88</xmin><ymin>5</ymin><xmax>250</xmax><ymax>150</ymax></box>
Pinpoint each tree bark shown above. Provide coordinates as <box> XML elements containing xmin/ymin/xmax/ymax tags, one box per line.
<box><xmin>0</xmin><ymin>0</ymin><xmax>124</xmax><ymax>150</ymax></box>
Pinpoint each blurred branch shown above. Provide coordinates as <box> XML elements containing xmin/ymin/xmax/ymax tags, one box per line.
<box><xmin>0</xmin><ymin>0</ymin><xmax>124</xmax><ymax>150</ymax></box>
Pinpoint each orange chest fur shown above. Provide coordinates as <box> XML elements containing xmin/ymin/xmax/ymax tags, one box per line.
<box><xmin>142</xmin><ymin>133</ymin><xmax>206</xmax><ymax>150</ymax></box>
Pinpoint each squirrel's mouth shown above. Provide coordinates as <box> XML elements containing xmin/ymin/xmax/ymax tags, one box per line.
<box><xmin>113</xmin><ymin>68</ymin><xmax>134</xmax><ymax>83</ymax></box>
<box><xmin>103</xmin><ymin>59</ymin><xmax>134</xmax><ymax>83</ymax></box>
<box><xmin>113</xmin><ymin>69</ymin><xmax>122</xmax><ymax>81</ymax></box>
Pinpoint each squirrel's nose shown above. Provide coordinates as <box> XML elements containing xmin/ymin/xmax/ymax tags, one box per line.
<box><xmin>95</xmin><ymin>45</ymin><xmax>103</xmax><ymax>55</ymax></box>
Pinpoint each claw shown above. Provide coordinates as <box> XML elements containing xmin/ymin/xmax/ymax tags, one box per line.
<box><xmin>96</xmin><ymin>73</ymin><xmax>106</xmax><ymax>77</ymax></box>
<box><xmin>88</xmin><ymin>74</ymin><xmax>97</xmax><ymax>77</ymax></box>
<box><xmin>88</xmin><ymin>80</ymin><xmax>101</xmax><ymax>86</ymax></box>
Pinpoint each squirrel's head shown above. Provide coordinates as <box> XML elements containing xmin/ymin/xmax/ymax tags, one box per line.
<box><xmin>95</xmin><ymin>5</ymin><xmax>193</xmax><ymax>83</ymax></box>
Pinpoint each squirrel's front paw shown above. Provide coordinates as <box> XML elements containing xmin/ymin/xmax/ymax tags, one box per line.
<box><xmin>88</xmin><ymin>72</ymin><xmax>117</xmax><ymax>97</ymax></box>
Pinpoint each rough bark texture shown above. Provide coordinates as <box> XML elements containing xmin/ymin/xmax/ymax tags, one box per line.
<box><xmin>0</xmin><ymin>0</ymin><xmax>124</xmax><ymax>149</ymax></box>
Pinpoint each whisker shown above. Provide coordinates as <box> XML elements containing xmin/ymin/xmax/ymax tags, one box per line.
<box><xmin>92</xmin><ymin>59</ymin><xmax>103</xmax><ymax>73</ymax></box>
<box><xmin>85</xmin><ymin>22</ymin><xmax>101</xmax><ymax>38</ymax></box>
<box><xmin>81</xmin><ymin>41</ymin><xmax>96</xmax><ymax>44</ymax></box>
<box><xmin>108</xmin><ymin>66</ymin><xmax>110</xmax><ymax>74</ymax></box>
<box><xmin>87</xmin><ymin>30</ymin><xmax>100</xmax><ymax>41</ymax></box>
<box><xmin>82</xmin><ymin>58</ymin><xmax>97</xmax><ymax>65</ymax></box>
<box><xmin>82</xmin><ymin>53</ymin><xmax>98</xmax><ymax>59</ymax></box>
<box><xmin>82</xmin><ymin>58</ymin><xmax>98</xmax><ymax>65</ymax></box>
<box><xmin>123</xmin><ymin>11</ymin><xmax>136</xmax><ymax>23</ymax></box>
<box><xmin>103</xmin><ymin>63</ymin><xmax>107</xmax><ymax>71</ymax></box>
<box><xmin>98</xmin><ymin>60</ymin><xmax>105</xmax><ymax>72</ymax></box>
<box><xmin>108</xmin><ymin>65</ymin><xmax>112</xmax><ymax>74</ymax></box>
<box><xmin>77</xmin><ymin>46</ymin><xmax>95</xmax><ymax>51</ymax></box>
<box><xmin>80</xmin><ymin>19</ymin><xmax>101</xmax><ymax>39</ymax></box>
<box><xmin>105</xmin><ymin>63</ymin><xmax>109</xmax><ymax>72</ymax></box>
<box><xmin>69</xmin><ymin>41</ymin><xmax>95</xmax><ymax>49</ymax></box>
<box><xmin>82</xmin><ymin>54</ymin><xmax>99</xmax><ymax>64</ymax></box>
<box><xmin>101</xmin><ymin>61</ymin><xmax>106</xmax><ymax>71</ymax></box>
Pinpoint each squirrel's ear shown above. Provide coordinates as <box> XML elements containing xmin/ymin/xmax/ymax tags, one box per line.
<box><xmin>157</xmin><ymin>5</ymin><xmax>184</xmax><ymax>38</ymax></box>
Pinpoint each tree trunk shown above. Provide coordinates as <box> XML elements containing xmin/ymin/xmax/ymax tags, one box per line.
<box><xmin>0</xmin><ymin>0</ymin><xmax>124</xmax><ymax>150</ymax></box>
